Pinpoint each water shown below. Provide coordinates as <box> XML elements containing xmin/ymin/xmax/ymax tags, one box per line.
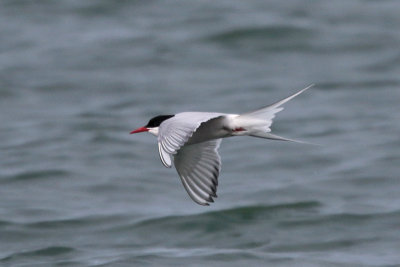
<box><xmin>1</xmin><ymin>0</ymin><xmax>399</xmax><ymax>266</ymax></box>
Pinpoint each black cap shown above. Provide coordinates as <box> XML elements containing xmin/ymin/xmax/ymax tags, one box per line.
<box><xmin>145</xmin><ymin>115</ymin><xmax>174</xmax><ymax>128</ymax></box>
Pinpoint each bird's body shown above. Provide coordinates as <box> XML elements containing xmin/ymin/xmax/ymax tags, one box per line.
<box><xmin>130</xmin><ymin>85</ymin><xmax>313</xmax><ymax>205</ymax></box>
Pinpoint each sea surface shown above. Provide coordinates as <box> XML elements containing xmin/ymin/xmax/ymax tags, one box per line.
<box><xmin>1</xmin><ymin>0</ymin><xmax>400</xmax><ymax>266</ymax></box>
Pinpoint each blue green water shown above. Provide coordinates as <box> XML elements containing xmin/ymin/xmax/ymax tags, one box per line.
<box><xmin>1</xmin><ymin>0</ymin><xmax>400</xmax><ymax>266</ymax></box>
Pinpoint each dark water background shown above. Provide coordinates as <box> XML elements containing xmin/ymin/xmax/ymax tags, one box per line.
<box><xmin>1</xmin><ymin>0</ymin><xmax>400</xmax><ymax>266</ymax></box>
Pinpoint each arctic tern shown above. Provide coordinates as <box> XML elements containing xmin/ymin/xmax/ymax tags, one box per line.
<box><xmin>130</xmin><ymin>85</ymin><xmax>313</xmax><ymax>206</ymax></box>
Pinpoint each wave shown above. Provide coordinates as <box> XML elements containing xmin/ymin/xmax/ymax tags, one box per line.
<box><xmin>1</xmin><ymin>246</ymin><xmax>75</xmax><ymax>262</ymax></box>
<box><xmin>207</xmin><ymin>25</ymin><xmax>314</xmax><ymax>43</ymax></box>
<box><xmin>0</xmin><ymin>169</ymin><xmax>70</xmax><ymax>184</ymax></box>
<box><xmin>205</xmin><ymin>25</ymin><xmax>315</xmax><ymax>52</ymax></box>
<box><xmin>111</xmin><ymin>201</ymin><xmax>321</xmax><ymax>234</ymax></box>
<box><xmin>26</xmin><ymin>214</ymin><xmax>126</xmax><ymax>230</ymax></box>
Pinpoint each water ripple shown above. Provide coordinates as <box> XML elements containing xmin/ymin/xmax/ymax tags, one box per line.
<box><xmin>1</xmin><ymin>246</ymin><xmax>75</xmax><ymax>262</ymax></box>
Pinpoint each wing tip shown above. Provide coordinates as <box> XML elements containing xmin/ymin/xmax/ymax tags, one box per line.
<box><xmin>158</xmin><ymin>142</ymin><xmax>172</xmax><ymax>168</ymax></box>
<box><xmin>174</xmin><ymin>139</ymin><xmax>222</xmax><ymax>207</ymax></box>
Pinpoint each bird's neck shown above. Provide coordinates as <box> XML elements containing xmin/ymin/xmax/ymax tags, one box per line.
<box><xmin>148</xmin><ymin>127</ymin><xmax>159</xmax><ymax>136</ymax></box>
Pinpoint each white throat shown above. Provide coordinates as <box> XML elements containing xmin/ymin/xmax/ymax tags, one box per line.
<box><xmin>148</xmin><ymin>127</ymin><xmax>159</xmax><ymax>136</ymax></box>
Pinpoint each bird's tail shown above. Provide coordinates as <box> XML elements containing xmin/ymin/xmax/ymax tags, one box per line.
<box><xmin>237</xmin><ymin>84</ymin><xmax>314</xmax><ymax>144</ymax></box>
<box><xmin>248</xmin><ymin>131</ymin><xmax>313</xmax><ymax>144</ymax></box>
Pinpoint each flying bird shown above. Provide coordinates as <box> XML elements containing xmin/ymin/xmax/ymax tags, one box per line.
<box><xmin>130</xmin><ymin>85</ymin><xmax>313</xmax><ymax>206</ymax></box>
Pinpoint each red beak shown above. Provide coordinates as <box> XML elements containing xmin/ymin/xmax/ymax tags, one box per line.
<box><xmin>130</xmin><ymin>127</ymin><xmax>149</xmax><ymax>134</ymax></box>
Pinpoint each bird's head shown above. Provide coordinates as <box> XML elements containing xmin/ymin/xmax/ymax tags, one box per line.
<box><xmin>130</xmin><ymin>115</ymin><xmax>174</xmax><ymax>136</ymax></box>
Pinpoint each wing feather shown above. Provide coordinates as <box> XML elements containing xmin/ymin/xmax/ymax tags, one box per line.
<box><xmin>158</xmin><ymin>142</ymin><xmax>172</xmax><ymax>168</ymax></box>
<box><xmin>180</xmin><ymin>175</ymin><xmax>209</xmax><ymax>205</ymax></box>
<box><xmin>157</xmin><ymin>112</ymin><xmax>223</xmax><ymax>168</ymax></box>
<box><xmin>174</xmin><ymin>139</ymin><xmax>222</xmax><ymax>206</ymax></box>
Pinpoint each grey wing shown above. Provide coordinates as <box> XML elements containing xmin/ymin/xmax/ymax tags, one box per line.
<box><xmin>174</xmin><ymin>139</ymin><xmax>222</xmax><ymax>206</ymax></box>
<box><xmin>157</xmin><ymin>112</ymin><xmax>224</xmax><ymax>168</ymax></box>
